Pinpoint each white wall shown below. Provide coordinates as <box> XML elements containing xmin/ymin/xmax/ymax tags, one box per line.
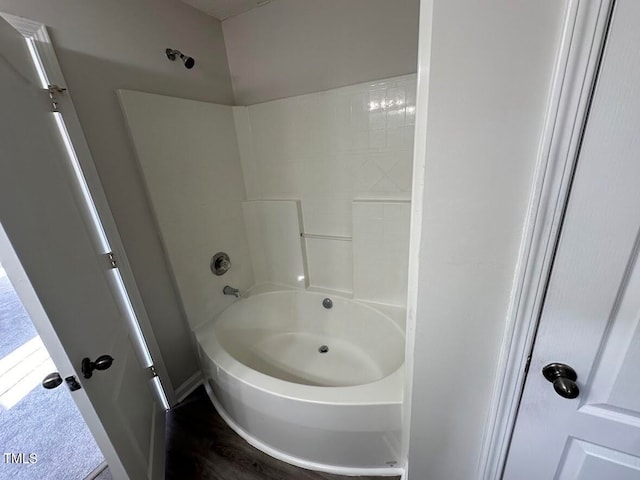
<box><xmin>235</xmin><ymin>75</ymin><xmax>416</xmax><ymax>299</ymax></box>
<box><xmin>0</xmin><ymin>0</ymin><xmax>235</xmax><ymax>389</ymax></box>
<box><xmin>222</xmin><ymin>0</ymin><xmax>420</xmax><ymax>105</ymax></box>
<box><xmin>405</xmin><ymin>1</ymin><xmax>566</xmax><ymax>478</ymax></box>
<box><xmin>119</xmin><ymin>91</ymin><xmax>253</xmax><ymax>330</ymax></box>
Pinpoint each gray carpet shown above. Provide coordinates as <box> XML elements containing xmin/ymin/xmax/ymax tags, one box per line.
<box><xmin>0</xmin><ymin>271</ymin><xmax>37</xmax><ymax>358</ymax></box>
<box><xmin>0</xmin><ymin>271</ymin><xmax>105</xmax><ymax>480</ymax></box>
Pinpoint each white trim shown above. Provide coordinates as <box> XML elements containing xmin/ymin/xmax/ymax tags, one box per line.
<box><xmin>175</xmin><ymin>371</ymin><xmax>204</xmax><ymax>403</ymax></box>
<box><xmin>85</xmin><ymin>461</ymin><xmax>109</xmax><ymax>480</ymax></box>
<box><xmin>0</xmin><ymin>14</ymin><xmax>65</xmax><ymax>86</ymax></box>
<box><xmin>203</xmin><ymin>383</ymin><xmax>404</xmax><ymax>477</ymax></box>
<box><xmin>478</xmin><ymin>1</ymin><xmax>615</xmax><ymax>478</ymax></box>
<box><xmin>148</xmin><ymin>405</ymin><xmax>166</xmax><ymax>480</ymax></box>
<box><xmin>0</xmin><ymin>12</ymin><xmax>177</xmax><ymax>407</ymax></box>
<box><xmin>400</xmin><ymin>0</ymin><xmax>434</xmax><ymax>473</ymax></box>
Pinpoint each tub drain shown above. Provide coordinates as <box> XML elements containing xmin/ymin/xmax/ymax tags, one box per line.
<box><xmin>318</xmin><ymin>345</ymin><xmax>329</xmax><ymax>354</ymax></box>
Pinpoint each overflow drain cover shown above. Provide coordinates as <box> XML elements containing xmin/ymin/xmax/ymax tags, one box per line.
<box><xmin>318</xmin><ymin>345</ymin><xmax>329</xmax><ymax>354</ymax></box>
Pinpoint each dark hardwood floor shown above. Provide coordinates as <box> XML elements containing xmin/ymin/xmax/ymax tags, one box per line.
<box><xmin>165</xmin><ymin>386</ymin><xmax>400</xmax><ymax>480</ymax></box>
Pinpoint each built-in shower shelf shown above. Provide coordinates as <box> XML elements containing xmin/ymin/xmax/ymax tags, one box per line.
<box><xmin>299</xmin><ymin>233</ymin><xmax>352</xmax><ymax>242</ymax></box>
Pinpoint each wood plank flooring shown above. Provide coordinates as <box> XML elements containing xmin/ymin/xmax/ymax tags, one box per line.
<box><xmin>165</xmin><ymin>386</ymin><xmax>400</xmax><ymax>480</ymax></box>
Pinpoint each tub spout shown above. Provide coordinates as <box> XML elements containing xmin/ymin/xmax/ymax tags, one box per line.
<box><xmin>223</xmin><ymin>285</ymin><xmax>240</xmax><ymax>298</ymax></box>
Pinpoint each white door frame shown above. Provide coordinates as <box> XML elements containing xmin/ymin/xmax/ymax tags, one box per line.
<box><xmin>477</xmin><ymin>0</ymin><xmax>615</xmax><ymax>478</ymax></box>
<box><xmin>0</xmin><ymin>13</ymin><xmax>177</xmax><ymax>408</ymax></box>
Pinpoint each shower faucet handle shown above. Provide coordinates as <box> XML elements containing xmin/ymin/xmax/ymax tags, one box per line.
<box><xmin>211</xmin><ymin>252</ymin><xmax>231</xmax><ymax>276</ymax></box>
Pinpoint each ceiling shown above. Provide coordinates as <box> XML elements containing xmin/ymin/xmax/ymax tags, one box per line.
<box><xmin>181</xmin><ymin>0</ymin><xmax>272</xmax><ymax>21</ymax></box>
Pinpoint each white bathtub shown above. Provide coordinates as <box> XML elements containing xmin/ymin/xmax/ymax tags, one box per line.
<box><xmin>194</xmin><ymin>288</ymin><xmax>405</xmax><ymax>476</ymax></box>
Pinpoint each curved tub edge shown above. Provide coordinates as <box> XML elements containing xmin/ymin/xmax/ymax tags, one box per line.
<box><xmin>203</xmin><ymin>382</ymin><xmax>405</xmax><ymax>477</ymax></box>
<box><xmin>198</xmin><ymin>326</ymin><xmax>404</xmax><ymax>406</ymax></box>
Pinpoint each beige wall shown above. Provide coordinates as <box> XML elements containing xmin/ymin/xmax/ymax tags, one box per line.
<box><xmin>406</xmin><ymin>0</ymin><xmax>565</xmax><ymax>478</ymax></box>
<box><xmin>222</xmin><ymin>0</ymin><xmax>420</xmax><ymax>105</ymax></box>
<box><xmin>0</xmin><ymin>0</ymin><xmax>235</xmax><ymax>390</ymax></box>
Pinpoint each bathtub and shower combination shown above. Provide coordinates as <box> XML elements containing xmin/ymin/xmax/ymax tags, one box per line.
<box><xmin>194</xmin><ymin>288</ymin><xmax>405</xmax><ymax>476</ymax></box>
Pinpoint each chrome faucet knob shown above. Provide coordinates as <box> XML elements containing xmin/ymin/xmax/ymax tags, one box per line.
<box><xmin>211</xmin><ymin>252</ymin><xmax>231</xmax><ymax>276</ymax></box>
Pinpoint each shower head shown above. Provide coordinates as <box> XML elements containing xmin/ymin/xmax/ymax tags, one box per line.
<box><xmin>165</xmin><ymin>48</ymin><xmax>195</xmax><ymax>69</ymax></box>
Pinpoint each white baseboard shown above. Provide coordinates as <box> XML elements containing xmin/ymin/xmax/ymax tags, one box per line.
<box><xmin>174</xmin><ymin>371</ymin><xmax>204</xmax><ymax>404</ymax></box>
<box><xmin>85</xmin><ymin>461</ymin><xmax>108</xmax><ymax>480</ymax></box>
<box><xmin>148</xmin><ymin>405</ymin><xmax>166</xmax><ymax>480</ymax></box>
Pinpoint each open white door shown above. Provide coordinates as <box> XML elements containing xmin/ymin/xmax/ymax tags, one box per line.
<box><xmin>504</xmin><ymin>0</ymin><xmax>640</xmax><ymax>478</ymax></box>
<box><xmin>0</xmin><ymin>16</ymin><xmax>165</xmax><ymax>480</ymax></box>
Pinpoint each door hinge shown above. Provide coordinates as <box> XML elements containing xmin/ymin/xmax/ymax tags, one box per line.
<box><xmin>147</xmin><ymin>365</ymin><xmax>158</xmax><ymax>379</ymax></box>
<box><xmin>106</xmin><ymin>251</ymin><xmax>117</xmax><ymax>269</ymax></box>
<box><xmin>47</xmin><ymin>84</ymin><xmax>67</xmax><ymax>112</ymax></box>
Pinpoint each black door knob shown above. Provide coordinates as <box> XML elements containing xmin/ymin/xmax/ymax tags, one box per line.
<box><xmin>42</xmin><ymin>372</ymin><xmax>63</xmax><ymax>389</ymax></box>
<box><xmin>81</xmin><ymin>354</ymin><xmax>114</xmax><ymax>379</ymax></box>
<box><xmin>94</xmin><ymin>355</ymin><xmax>114</xmax><ymax>371</ymax></box>
<box><xmin>542</xmin><ymin>362</ymin><xmax>579</xmax><ymax>399</ymax></box>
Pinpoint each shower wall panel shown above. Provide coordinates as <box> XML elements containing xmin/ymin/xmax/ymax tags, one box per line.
<box><xmin>234</xmin><ymin>74</ymin><xmax>416</xmax><ymax>298</ymax></box>
<box><xmin>119</xmin><ymin>90</ymin><xmax>254</xmax><ymax>329</ymax></box>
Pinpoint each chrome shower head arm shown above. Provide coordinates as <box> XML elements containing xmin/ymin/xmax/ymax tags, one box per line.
<box><xmin>165</xmin><ymin>48</ymin><xmax>195</xmax><ymax>69</ymax></box>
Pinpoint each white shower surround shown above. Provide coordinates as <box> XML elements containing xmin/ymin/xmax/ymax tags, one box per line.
<box><xmin>233</xmin><ymin>74</ymin><xmax>416</xmax><ymax>296</ymax></box>
<box><xmin>195</xmin><ymin>288</ymin><xmax>405</xmax><ymax>475</ymax></box>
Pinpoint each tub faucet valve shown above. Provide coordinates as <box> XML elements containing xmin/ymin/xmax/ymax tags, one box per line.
<box><xmin>223</xmin><ymin>285</ymin><xmax>240</xmax><ymax>298</ymax></box>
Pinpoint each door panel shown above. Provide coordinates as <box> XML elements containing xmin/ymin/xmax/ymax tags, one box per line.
<box><xmin>504</xmin><ymin>0</ymin><xmax>640</xmax><ymax>477</ymax></box>
<box><xmin>0</xmin><ymin>17</ymin><xmax>163</xmax><ymax>480</ymax></box>
<box><xmin>558</xmin><ymin>439</ymin><xmax>640</xmax><ymax>480</ymax></box>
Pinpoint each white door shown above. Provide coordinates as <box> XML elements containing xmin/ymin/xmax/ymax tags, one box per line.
<box><xmin>504</xmin><ymin>1</ymin><xmax>640</xmax><ymax>478</ymax></box>
<box><xmin>0</xmin><ymin>17</ymin><xmax>165</xmax><ymax>480</ymax></box>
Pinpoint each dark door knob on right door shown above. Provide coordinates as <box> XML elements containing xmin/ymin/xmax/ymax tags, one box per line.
<box><xmin>542</xmin><ymin>362</ymin><xmax>580</xmax><ymax>399</ymax></box>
